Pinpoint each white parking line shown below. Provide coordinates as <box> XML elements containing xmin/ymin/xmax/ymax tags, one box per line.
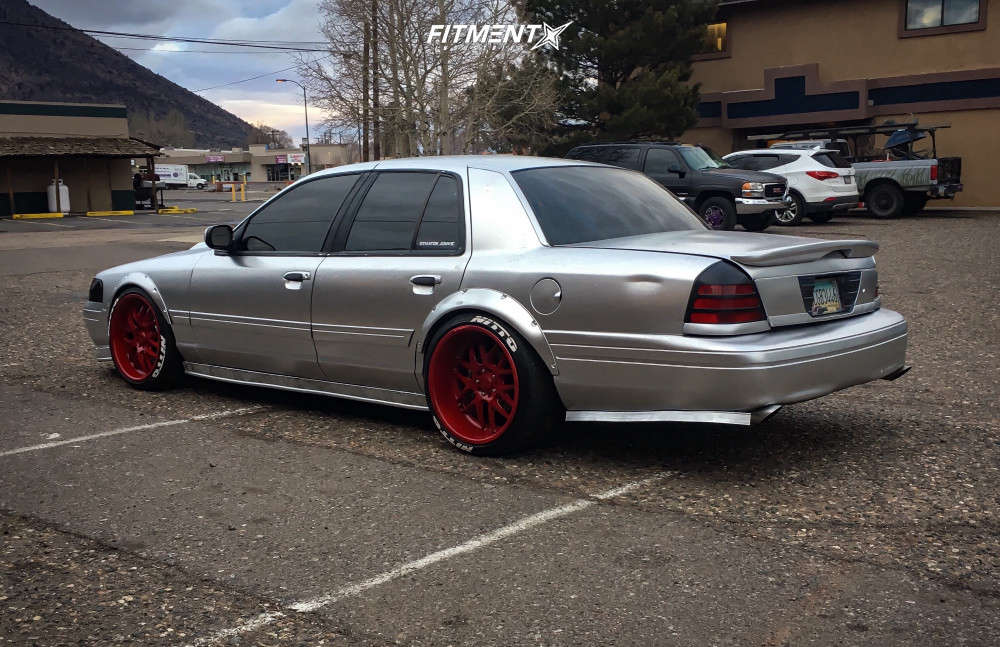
<box><xmin>187</xmin><ymin>473</ymin><xmax>668</xmax><ymax>646</ymax></box>
<box><xmin>0</xmin><ymin>407</ymin><xmax>265</xmax><ymax>458</ymax></box>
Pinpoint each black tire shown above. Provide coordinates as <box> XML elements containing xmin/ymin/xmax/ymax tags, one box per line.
<box><xmin>809</xmin><ymin>211</ymin><xmax>834</xmax><ymax>224</ymax></box>
<box><xmin>108</xmin><ymin>287</ymin><xmax>183</xmax><ymax>390</ymax></box>
<box><xmin>424</xmin><ymin>313</ymin><xmax>561</xmax><ymax>456</ymax></box>
<box><xmin>866</xmin><ymin>183</ymin><xmax>904</xmax><ymax>219</ymax></box>
<box><xmin>741</xmin><ymin>211</ymin><xmax>773</xmax><ymax>232</ymax></box>
<box><xmin>698</xmin><ymin>197</ymin><xmax>737</xmax><ymax>230</ymax></box>
<box><xmin>775</xmin><ymin>192</ymin><xmax>806</xmax><ymax>226</ymax></box>
<box><xmin>902</xmin><ymin>193</ymin><xmax>929</xmax><ymax>216</ymax></box>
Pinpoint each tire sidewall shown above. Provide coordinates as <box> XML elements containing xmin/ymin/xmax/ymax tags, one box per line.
<box><xmin>424</xmin><ymin>313</ymin><xmax>553</xmax><ymax>455</ymax></box>
<box><xmin>108</xmin><ymin>287</ymin><xmax>179</xmax><ymax>389</ymax></box>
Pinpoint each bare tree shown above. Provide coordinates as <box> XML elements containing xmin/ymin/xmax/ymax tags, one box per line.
<box><xmin>300</xmin><ymin>0</ymin><xmax>558</xmax><ymax>157</ymax></box>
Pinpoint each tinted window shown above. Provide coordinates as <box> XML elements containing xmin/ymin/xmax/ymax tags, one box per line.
<box><xmin>241</xmin><ymin>174</ymin><xmax>358</xmax><ymax>253</ymax></box>
<box><xmin>414</xmin><ymin>175</ymin><xmax>462</xmax><ymax>252</ymax></box>
<box><xmin>346</xmin><ymin>172</ymin><xmax>438</xmax><ymax>251</ymax></box>
<box><xmin>812</xmin><ymin>152</ymin><xmax>852</xmax><ymax>168</ymax></box>
<box><xmin>644</xmin><ymin>148</ymin><xmax>682</xmax><ymax>175</ymax></box>
<box><xmin>512</xmin><ymin>166</ymin><xmax>704</xmax><ymax>245</ymax></box>
<box><xmin>677</xmin><ymin>146</ymin><xmax>725</xmax><ymax>170</ymax></box>
<box><xmin>567</xmin><ymin>146</ymin><xmax>643</xmax><ymax>170</ymax></box>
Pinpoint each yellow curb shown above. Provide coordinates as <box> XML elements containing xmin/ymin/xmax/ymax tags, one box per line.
<box><xmin>12</xmin><ymin>212</ymin><xmax>65</xmax><ymax>219</ymax></box>
<box><xmin>85</xmin><ymin>210</ymin><xmax>134</xmax><ymax>217</ymax></box>
<box><xmin>157</xmin><ymin>207</ymin><xmax>198</xmax><ymax>214</ymax></box>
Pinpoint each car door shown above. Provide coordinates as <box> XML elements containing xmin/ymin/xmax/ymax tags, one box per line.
<box><xmin>311</xmin><ymin>170</ymin><xmax>469</xmax><ymax>392</ymax></box>
<box><xmin>643</xmin><ymin>148</ymin><xmax>689</xmax><ymax>198</ymax></box>
<box><xmin>185</xmin><ymin>173</ymin><xmax>362</xmax><ymax>378</ymax></box>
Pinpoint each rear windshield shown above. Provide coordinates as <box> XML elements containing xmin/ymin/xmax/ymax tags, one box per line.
<box><xmin>812</xmin><ymin>151</ymin><xmax>852</xmax><ymax>168</ymax></box>
<box><xmin>511</xmin><ymin>166</ymin><xmax>704</xmax><ymax>245</ymax></box>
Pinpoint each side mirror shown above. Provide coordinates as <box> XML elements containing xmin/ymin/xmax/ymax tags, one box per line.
<box><xmin>668</xmin><ymin>164</ymin><xmax>685</xmax><ymax>177</ymax></box>
<box><xmin>205</xmin><ymin>224</ymin><xmax>234</xmax><ymax>251</ymax></box>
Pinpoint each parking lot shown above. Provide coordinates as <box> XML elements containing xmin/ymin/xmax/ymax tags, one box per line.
<box><xmin>1</xmin><ymin>203</ymin><xmax>998</xmax><ymax>645</ymax></box>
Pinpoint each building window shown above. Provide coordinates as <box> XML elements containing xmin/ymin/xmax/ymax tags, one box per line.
<box><xmin>901</xmin><ymin>0</ymin><xmax>986</xmax><ymax>36</ymax></box>
<box><xmin>693</xmin><ymin>22</ymin><xmax>729</xmax><ymax>60</ymax></box>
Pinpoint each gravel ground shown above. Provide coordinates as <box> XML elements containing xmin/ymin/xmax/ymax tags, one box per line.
<box><xmin>0</xmin><ymin>210</ymin><xmax>997</xmax><ymax>645</ymax></box>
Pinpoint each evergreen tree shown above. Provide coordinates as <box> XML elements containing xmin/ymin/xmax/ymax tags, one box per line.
<box><xmin>522</xmin><ymin>0</ymin><xmax>717</xmax><ymax>144</ymax></box>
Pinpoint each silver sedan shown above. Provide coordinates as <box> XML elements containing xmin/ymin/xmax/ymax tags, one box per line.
<box><xmin>83</xmin><ymin>156</ymin><xmax>909</xmax><ymax>454</ymax></box>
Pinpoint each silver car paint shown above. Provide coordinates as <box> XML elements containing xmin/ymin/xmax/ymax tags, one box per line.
<box><xmin>84</xmin><ymin>155</ymin><xmax>907</xmax><ymax>424</ymax></box>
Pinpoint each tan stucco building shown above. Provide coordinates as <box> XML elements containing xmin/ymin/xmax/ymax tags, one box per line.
<box><xmin>0</xmin><ymin>100</ymin><xmax>159</xmax><ymax>216</ymax></box>
<box><xmin>159</xmin><ymin>142</ymin><xmax>353</xmax><ymax>183</ymax></box>
<box><xmin>684</xmin><ymin>0</ymin><xmax>1000</xmax><ymax>207</ymax></box>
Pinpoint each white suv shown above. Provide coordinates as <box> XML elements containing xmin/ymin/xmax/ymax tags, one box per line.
<box><xmin>723</xmin><ymin>149</ymin><xmax>858</xmax><ymax>225</ymax></box>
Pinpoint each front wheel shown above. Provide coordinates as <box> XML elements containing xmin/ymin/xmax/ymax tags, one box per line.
<box><xmin>425</xmin><ymin>313</ymin><xmax>560</xmax><ymax>455</ymax></box>
<box><xmin>698</xmin><ymin>197</ymin><xmax>737</xmax><ymax>230</ymax></box>
<box><xmin>741</xmin><ymin>212</ymin><xmax>773</xmax><ymax>232</ymax></box>
<box><xmin>108</xmin><ymin>288</ymin><xmax>183</xmax><ymax>390</ymax></box>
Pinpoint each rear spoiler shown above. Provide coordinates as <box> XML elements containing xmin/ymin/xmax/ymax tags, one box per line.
<box><xmin>731</xmin><ymin>240</ymin><xmax>878</xmax><ymax>267</ymax></box>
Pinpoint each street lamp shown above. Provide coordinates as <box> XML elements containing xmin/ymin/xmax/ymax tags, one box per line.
<box><xmin>276</xmin><ymin>78</ymin><xmax>312</xmax><ymax>175</ymax></box>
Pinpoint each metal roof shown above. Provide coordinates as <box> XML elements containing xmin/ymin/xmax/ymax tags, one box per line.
<box><xmin>0</xmin><ymin>136</ymin><xmax>160</xmax><ymax>159</ymax></box>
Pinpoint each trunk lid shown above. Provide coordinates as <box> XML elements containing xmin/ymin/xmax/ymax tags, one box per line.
<box><xmin>570</xmin><ymin>230</ymin><xmax>881</xmax><ymax>328</ymax></box>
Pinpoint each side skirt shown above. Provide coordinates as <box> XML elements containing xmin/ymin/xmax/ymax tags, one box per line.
<box><xmin>183</xmin><ymin>362</ymin><xmax>429</xmax><ymax>411</ymax></box>
<box><xmin>565</xmin><ymin>405</ymin><xmax>782</xmax><ymax>426</ymax></box>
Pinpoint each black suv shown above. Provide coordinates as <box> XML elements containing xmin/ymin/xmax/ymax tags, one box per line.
<box><xmin>565</xmin><ymin>142</ymin><xmax>788</xmax><ymax>231</ymax></box>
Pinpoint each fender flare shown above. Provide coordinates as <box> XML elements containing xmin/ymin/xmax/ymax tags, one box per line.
<box><xmin>414</xmin><ymin>288</ymin><xmax>558</xmax><ymax>389</ymax></box>
<box><xmin>112</xmin><ymin>272</ymin><xmax>173</xmax><ymax>324</ymax></box>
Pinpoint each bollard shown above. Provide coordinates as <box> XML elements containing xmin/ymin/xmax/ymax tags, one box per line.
<box><xmin>241</xmin><ymin>182</ymin><xmax>246</xmax><ymax>202</ymax></box>
<box><xmin>231</xmin><ymin>183</ymin><xmax>236</xmax><ymax>202</ymax></box>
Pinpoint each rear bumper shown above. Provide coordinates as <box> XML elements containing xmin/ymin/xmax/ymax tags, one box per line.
<box><xmin>553</xmin><ymin>308</ymin><xmax>908</xmax><ymax>416</ymax></box>
<box><xmin>807</xmin><ymin>194</ymin><xmax>859</xmax><ymax>214</ymax></box>
<box><xmin>930</xmin><ymin>183</ymin><xmax>962</xmax><ymax>199</ymax></box>
<box><xmin>736</xmin><ymin>196</ymin><xmax>788</xmax><ymax>215</ymax></box>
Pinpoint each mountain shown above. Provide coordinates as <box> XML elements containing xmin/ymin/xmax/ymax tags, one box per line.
<box><xmin>0</xmin><ymin>0</ymin><xmax>254</xmax><ymax>148</ymax></box>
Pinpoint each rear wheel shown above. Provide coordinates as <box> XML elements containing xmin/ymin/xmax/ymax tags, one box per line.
<box><xmin>425</xmin><ymin>313</ymin><xmax>559</xmax><ymax>455</ymax></box>
<box><xmin>775</xmin><ymin>192</ymin><xmax>806</xmax><ymax>225</ymax></box>
<box><xmin>698</xmin><ymin>197</ymin><xmax>737</xmax><ymax>230</ymax></box>
<box><xmin>108</xmin><ymin>288</ymin><xmax>182</xmax><ymax>389</ymax></box>
<box><xmin>866</xmin><ymin>183</ymin><xmax>904</xmax><ymax>219</ymax></box>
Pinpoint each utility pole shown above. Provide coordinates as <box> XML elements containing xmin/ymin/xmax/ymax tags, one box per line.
<box><xmin>276</xmin><ymin>78</ymin><xmax>312</xmax><ymax>174</ymax></box>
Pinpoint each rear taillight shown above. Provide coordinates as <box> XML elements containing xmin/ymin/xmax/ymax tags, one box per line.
<box><xmin>686</xmin><ymin>262</ymin><xmax>766</xmax><ymax>325</ymax></box>
<box><xmin>806</xmin><ymin>170</ymin><xmax>839</xmax><ymax>181</ymax></box>
<box><xmin>930</xmin><ymin>164</ymin><xmax>938</xmax><ymax>182</ymax></box>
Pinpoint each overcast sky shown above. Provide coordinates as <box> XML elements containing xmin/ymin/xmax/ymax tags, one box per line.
<box><xmin>30</xmin><ymin>0</ymin><xmax>326</xmax><ymax>147</ymax></box>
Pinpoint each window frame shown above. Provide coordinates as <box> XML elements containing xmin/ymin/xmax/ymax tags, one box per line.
<box><xmin>899</xmin><ymin>0</ymin><xmax>986</xmax><ymax>37</ymax></box>
<box><xmin>327</xmin><ymin>169</ymin><xmax>467</xmax><ymax>257</ymax></box>
<box><xmin>692</xmin><ymin>21</ymin><xmax>731</xmax><ymax>61</ymax></box>
<box><xmin>229</xmin><ymin>171</ymin><xmax>366</xmax><ymax>257</ymax></box>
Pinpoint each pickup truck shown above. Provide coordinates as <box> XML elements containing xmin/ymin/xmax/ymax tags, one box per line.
<box><xmin>765</xmin><ymin>122</ymin><xmax>962</xmax><ymax>218</ymax></box>
<box><xmin>566</xmin><ymin>142</ymin><xmax>789</xmax><ymax>231</ymax></box>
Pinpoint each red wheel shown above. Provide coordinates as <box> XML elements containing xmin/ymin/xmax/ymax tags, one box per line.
<box><xmin>428</xmin><ymin>324</ymin><xmax>520</xmax><ymax>445</ymax></box>
<box><xmin>110</xmin><ymin>293</ymin><xmax>163</xmax><ymax>381</ymax></box>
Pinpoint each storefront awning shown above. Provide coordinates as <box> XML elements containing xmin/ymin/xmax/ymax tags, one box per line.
<box><xmin>0</xmin><ymin>136</ymin><xmax>161</xmax><ymax>159</ymax></box>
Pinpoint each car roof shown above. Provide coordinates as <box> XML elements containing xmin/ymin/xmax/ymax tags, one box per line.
<box><xmin>726</xmin><ymin>148</ymin><xmax>838</xmax><ymax>157</ymax></box>
<box><xmin>309</xmin><ymin>155</ymin><xmax>602</xmax><ymax>179</ymax></box>
<box><xmin>570</xmin><ymin>141</ymin><xmax>684</xmax><ymax>148</ymax></box>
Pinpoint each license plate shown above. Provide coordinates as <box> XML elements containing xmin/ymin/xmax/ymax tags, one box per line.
<box><xmin>812</xmin><ymin>279</ymin><xmax>843</xmax><ymax>316</ymax></box>
<box><xmin>844</xmin><ymin>176</ymin><xmax>853</xmax><ymax>184</ymax></box>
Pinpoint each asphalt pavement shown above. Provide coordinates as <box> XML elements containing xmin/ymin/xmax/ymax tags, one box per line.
<box><xmin>0</xmin><ymin>208</ymin><xmax>997</xmax><ymax>646</ymax></box>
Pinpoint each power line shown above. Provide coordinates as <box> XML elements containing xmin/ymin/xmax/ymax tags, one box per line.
<box><xmin>0</xmin><ymin>20</ymin><xmax>328</xmax><ymax>51</ymax></box>
<box><xmin>192</xmin><ymin>57</ymin><xmax>328</xmax><ymax>93</ymax></box>
<box><xmin>115</xmin><ymin>47</ymin><xmax>281</xmax><ymax>54</ymax></box>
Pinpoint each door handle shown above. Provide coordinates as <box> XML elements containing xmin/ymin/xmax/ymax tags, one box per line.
<box><xmin>283</xmin><ymin>271</ymin><xmax>311</xmax><ymax>282</ymax></box>
<box><xmin>410</xmin><ymin>275</ymin><xmax>441</xmax><ymax>286</ymax></box>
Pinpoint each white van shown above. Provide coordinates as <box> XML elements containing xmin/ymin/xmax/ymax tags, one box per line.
<box><xmin>187</xmin><ymin>173</ymin><xmax>206</xmax><ymax>189</ymax></box>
